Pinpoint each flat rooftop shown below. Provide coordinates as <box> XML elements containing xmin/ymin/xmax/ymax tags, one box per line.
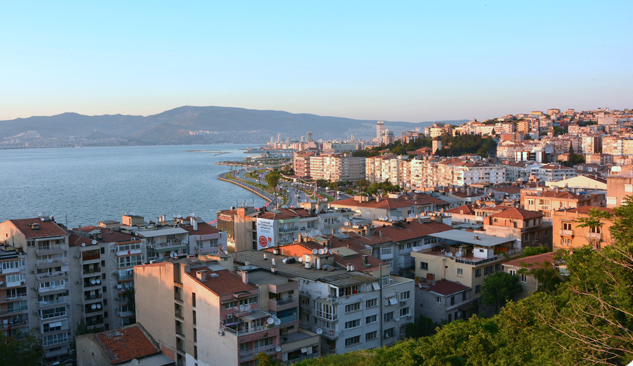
<box><xmin>429</xmin><ymin>230</ymin><xmax>514</xmax><ymax>247</ymax></box>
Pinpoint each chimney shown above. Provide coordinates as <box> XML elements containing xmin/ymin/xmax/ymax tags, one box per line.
<box><xmin>379</xmin><ymin>230</ymin><xmax>383</xmax><ymax>237</ymax></box>
<box><xmin>363</xmin><ymin>255</ymin><xmax>369</xmax><ymax>266</ymax></box>
<box><xmin>196</xmin><ymin>270</ymin><xmax>207</xmax><ymax>281</ymax></box>
<box><xmin>191</xmin><ymin>217</ymin><xmax>198</xmax><ymax>231</ymax></box>
<box><xmin>241</xmin><ymin>270</ymin><xmax>249</xmax><ymax>284</ymax></box>
<box><xmin>297</xmin><ymin>233</ymin><xmax>302</xmax><ymax>242</ymax></box>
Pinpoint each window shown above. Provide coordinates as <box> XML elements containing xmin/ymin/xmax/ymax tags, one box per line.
<box><xmin>384</xmin><ymin>328</ymin><xmax>395</xmax><ymax>339</ymax></box>
<box><xmin>475</xmin><ymin>285</ymin><xmax>481</xmax><ymax>294</ymax></box>
<box><xmin>366</xmin><ymin>315</ymin><xmax>377</xmax><ymax>324</ymax></box>
<box><xmin>381</xmin><ymin>247</ymin><xmax>392</xmax><ymax>255</ymax></box>
<box><xmin>448</xmin><ymin>313</ymin><xmax>452</xmax><ymax>322</ymax></box>
<box><xmin>345</xmin><ymin>319</ymin><xmax>360</xmax><ymax>329</ymax></box>
<box><xmin>366</xmin><ymin>299</ymin><xmax>378</xmax><ymax>308</ymax></box>
<box><xmin>462</xmin><ymin>292</ymin><xmax>467</xmax><ymax>301</ymax></box>
<box><xmin>475</xmin><ymin>269</ymin><xmax>482</xmax><ymax>277</ymax></box>
<box><xmin>436</xmin><ymin>296</ymin><xmax>442</xmax><ymax>303</ymax></box>
<box><xmin>117</xmin><ymin>255</ymin><xmax>142</xmax><ymax>268</ymax></box>
<box><xmin>450</xmin><ymin>296</ymin><xmax>455</xmax><ymax>306</ymax></box>
<box><xmin>366</xmin><ymin>331</ymin><xmax>377</xmax><ymax>341</ymax></box>
<box><xmin>521</xmin><ymin>273</ymin><xmax>527</xmax><ymax>283</ymax></box>
<box><xmin>563</xmin><ymin>222</ymin><xmax>573</xmax><ymax>231</ymax></box>
<box><xmin>384</xmin><ymin>312</ymin><xmax>393</xmax><ymax>322</ymax></box>
<box><xmin>345</xmin><ymin>336</ymin><xmax>360</xmax><ymax>347</ymax></box>
<box><xmin>626</xmin><ymin>184</ymin><xmax>633</xmax><ymax>193</ymax></box>
<box><xmin>484</xmin><ymin>265</ymin><xmax>493</xmax><ymax>275</ymax></box>
<box><xmin>399</xmin><ymin>291</ymin><xmax>410</xmax><ymax>301</ymax></box>
<box><xmin>345</xmin><ymin>302</ymin><xmax>361</xmax><ymax>313</ymax></box>
<box><xmin>457</xmin><ymin>268</ymin><xmax>463</xmax><ymax>276</ymax></box>
<box><xmin>419</xmin><ymin>262</ymin><xmax>428</xmax><ymax>270</ymax></box>
<box><xmin>399</xmin><ymin>307</ymin><xmax>410</xmax><ymax>317</ymax></box>
<box><xmin>192</xmin><ymin>293</ymin><xmax>196</xmax><ymax>307</ymax></box>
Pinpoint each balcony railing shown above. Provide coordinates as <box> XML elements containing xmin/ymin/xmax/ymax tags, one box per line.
<box><xmin>42</xmin><ymin>336</ymin><xmax>69</xmax><ymax>347</ymax></box>
<box><xmin>38</xmin><ymin>284</ymin><xmax>68</xmax><ymax>294</ymax></box>
<box><xmin>82</xmin><ymin>267</ymin><xmax>102</xmax><ymax>275</ymax></box>
<box><xmin>36</xmin><ymin>258</ymin><xmax>66</xmax><ymax>266</ymax></box>
<box><xmin>587</xmin><ymin>232</ymin><xmax>602</xmax><ymax>240</ymax></box>
<box><xmin>152</xmin><ymin>240</ymin><xmax>185</xmax><ymax>249</ymax></box>
<box><xmin>278</xmin><ymin>314</ymin><xmax>297</xmax><ymax>324</ymax></box>
<box><xmin>278</xmin><ymin>227</ymin><xmax>300</xmax><ymax>233</ymax></box>
<box><xmin>239</xmin><ymin>344</ymin><xmax>280</xmax><ymax>359</ymax></box>
<box><xmin>36</xmin><ymin>245</ymin><xmax>66</xmax><ymax>255</ymax></box>
<box><xmin>0</xmin><ymin>293</ymin><xmax>27</xmax><ymax>303</ymax></box>
<box><xmin>39</xmin><ymin>297</ymin><xmax>69</xmax><ymax>307</ymax></box>
<box><xmin>84</xmin><ymin>294</ymin><xmax>103</xmax><ymax>301</ymax></box>
<box><xmin>274</xmin><ymin>297</ymin><xmax>296</xmax><ymax>306</ymax></box>
<box><xmin>222</xmin><ymin>323</ymin><xmax>274</xmax><ymax>336</ymax></box>
<box><xmin>0</xmin><ymin>305</ymin><xmax>28</xmax><ymax>316</ymax></box>
<box><xmin>315</xmin><ymin>310</ymin><xmax>338</xmax><ymax>321</ymax></box>
<box><xmin>560</xmin><ymin>229</ymin><xmax>574</xmax><ymax>236</ymax></box>
<box><xmin>37</xmin><ymin>271</ymin><xmax>68</xmax><ymax>280</ymax></box>
<box><xmin>0</xmin><ymin>319</ymin><xmax>28</xmax><ymax>330</ymax></box>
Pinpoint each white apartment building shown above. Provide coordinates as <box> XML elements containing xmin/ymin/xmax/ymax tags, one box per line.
<box><xmin>310</xmin><ymin>154</ymin><xmax>365</xmax><ymax>182</ymax></box>
<box><xmin>535</xmin><ymin>164</ymin><xmax>578</xmax><ymax>182</ymax></box>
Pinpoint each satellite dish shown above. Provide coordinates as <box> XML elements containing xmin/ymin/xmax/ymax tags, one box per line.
<box><xmin>92</xmin><ymin>240</ymin><xmax>97</xmax><ymax>245</ymax></box>
<box><xmin>329</xmin><ymin>249</ymin><xmax>333</xmax><ymax>254</ymax></box>
<box><xmin>240</xmin><ymin>305</ymin><xmax>244</xmax><ymax>311</ymax></box>
<box><xmin>81</xmin><ymin>243</ymin><xmax>85</xmax><ymax>247</ymax></box>
<box><xmin>245</xmin><ymin>304</ymin><xmax>251</xmax><ymax>311</ymax></box>
<box><xmin>96</xmin><ymin>279</ymin><xmax>101</xmax><ymax>284</ymax></box>
<box><xmin>312</xmin><ymin>249</ymin><xmax>318</xmax><ymax>255</ymax></box>
<box><xmin>318</xmin><ymin>249</ymin><xmax>325</xmax><ymax>255</ymax></box>
<box><xmin>97</xmin><ymin>304</ymin><xmax>101</xmax><ymax>309</ymax></box>
<box><xmin>316</xmin><ymin>328</ymin><xmax>323</xmax><ymax>335</ymax></box>
<box><xmin>90</xmin><ymin>279</ymin><xmax>96</xmax><ymax>285</ymax></box>
<box><xmin>275</xmin><ymin>346</ymin><xmax>282</xmax><ymax>352</ymax></box>
<box><xmin>91</xmin><ymin>304</ymin><xmax>96</xmax><ymax>310</ymax></box>
<box><xmin>267</xmin><ymin>318</ymin><xmax>274</xmax><ymax>325</ymax></box>
<box><xmin>274</xmin><ymin>318</ymin><xmax>281</xmax><ymax>326</ymax></box>
<box><xmin>395</xmin><ymin>317</ymin><xmax>400</xmax><ymax>322</ymax></box>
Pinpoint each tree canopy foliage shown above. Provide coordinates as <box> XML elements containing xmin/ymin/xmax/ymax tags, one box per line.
<box><xmin>0</xmin><ymin>330</ymin><xmax>45</xmax><ymax>366</ymax></box>
<box><xmin>434</xmin><ymin>134</ymin><xmax>497</xmax><ymax>158</ymax></box>
<box><xmin>295</xmin><ymin>199</ymin><xmax>633</xmax><ymax>366</ymax></box>
<box><xmin>482</xmin><ymin>272</ymin><xmax>523</xmax><ymax>314</ymax></box>
<box><xmin>266</xmin><ymin>169</ymin><xmax>281</xmax><ymax>191</ymax></box>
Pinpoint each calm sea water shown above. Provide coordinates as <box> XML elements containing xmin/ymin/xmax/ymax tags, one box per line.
<box><xmin>0</xmin><ymin>144</ymin><xmax>266</xmax><ymax>227</ymax></box>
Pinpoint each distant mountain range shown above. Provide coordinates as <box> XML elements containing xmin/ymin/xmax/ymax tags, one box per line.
<box><xmin>0</xmin><ymin>106</ymin><xmax>467</xmax><ymax>145</ymax></box>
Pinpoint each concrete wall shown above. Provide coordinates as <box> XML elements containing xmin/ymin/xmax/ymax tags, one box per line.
<box><xmin>76</xmin><ymin>334</ymin><xmax>111</xmax><ymax>366</ymax></box>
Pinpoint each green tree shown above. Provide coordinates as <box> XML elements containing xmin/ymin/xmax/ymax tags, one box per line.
<box><xmin>482</xmin><ymin>272</ymin><xmax>522</xmax><ymax>313</ymax></box>
<box><xmin>405</xmin><ymin>315</ymin><xmax>440</xmax><ymax>338</ymax></box>
<box><xmin>265</xmin><ymin>170</ymin><xmax>281</xmax><ymax>191</ymax></box>
<box><xmin>0</xmin><ymin>329</ymin><xmax>45</xmax><ymax>366</ymax></box>
<box><xmin>521</xmin><ymin>245</ymin><xmax>550</xmax><ymax>257</ymax></box>
<box><xmin>254</xmin><ymin>353</ymin><xmax>283</xmax><ymax>366</ymax></box>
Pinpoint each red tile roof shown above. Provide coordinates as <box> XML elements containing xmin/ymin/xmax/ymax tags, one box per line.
<box><xmin>78</xmin><ymin>226</ymin><xmax>137</xmax><ymax>243</ymax></box>
<box><xmin>375</xmin><ymin>221</ymin><xmax>454</xmax><ymax>242</ymax></box>
<box><xmin>180</xmin><ymin>223</ymin><xmax>221</xmax><ymax>236</ymax></box>
<box><xmin>488</xmin><ymin>207</ymin><xmax>543</xmax><ymax>220</ymax></box>
<box><xmin>331</xmin><ymin>194</ymin><xmax>448</xmax><ymax>210</ymax></box>
<box><xmin>69</xmin><ymin>234</ymin><xmax>103</xmax><ymax>248</ymax></box>
<box><xmin>565</xmin><ymin>206</ymin><xmax>614</xmax><ymax>215</ymax></box>
<box><xmin>8</xmin><ymin>218</ymin><xmax>67</xmax><ymax>238</ymax></box>
<box><xmin>504</xmin><ymin>252</ymin><xmax>557</xmax><ymax>269</ymax></box>
<box><xmin>95</xmin><ymin>324</ymin><xmax>161</xmax><ymax>364</ymax></box>
<box><xmin>446</xmin><ymin>204</ymin><xmax>476</xmax><ymax>215</ymax></box>
<box><xmin>186</xmin><ymin>269</ymin><xmax>256</xmax><ymax>296</ymax></box>
<box><xmin>423</xmin><ymin>279</ymin><xmax>470</xmax><ymax>296</ymax></box>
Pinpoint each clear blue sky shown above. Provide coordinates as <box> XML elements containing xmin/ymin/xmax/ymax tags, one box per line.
<box><xmin>1</xmin><ymin>1</ymin><xmax>631</xmax><ymax>122</ymax></box>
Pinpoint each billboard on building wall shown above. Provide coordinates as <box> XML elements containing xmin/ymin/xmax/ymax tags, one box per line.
<box><xmin>256</xmin><ymin>218</ymin><xmax>277</xmax><ymax>251</ymax></box>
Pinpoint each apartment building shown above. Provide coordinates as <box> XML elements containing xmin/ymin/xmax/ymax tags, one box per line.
<box><xmin>293</xmin><ymin>151</ymin><xmax>316</xmax><ymax>178</ymax></box>
<box><xmin>411</xmin><ymin>230</ymin><xmax>521</xmax><ymax>307</ymax></box>
<box><xmin>602</xmin><ymin>136</ymin><xmax>633</xmax><ymax>156</ymax></box>
<box><xmin>0</xmin><ymin>216</ymin><xmax>73</xmax><ymax>363</ymax></box>
<box><xmin>425</xmin><ymin>123</ymin><xmax>452</xmax><ymax>138</ymax></box>
<box><xmin>521</xmin><ymin>188</ymin><xmax>603</xmax><ymax>219</ymax></box>
<box><xmin>136</xmin><ymin>254</ymin><xmax>300</xmax><ymax>366</ymax></box>
<box><xmin>483</xmin><ymin>207</ymin><xmax>552</xmax><ymax>248</ymax></box>
<box><xmin>330</xmin><ymin>193</ymin><xmax>449</xmax><ymax>220</ymax></box>
<box><xmin>535</xmin><ymin>164</ymin><xmax>578</xmax><ymax>182</ymax></box>
<box><xmin>415</xmin><ymin>279</ymin><xmax>472</xmax><ymax>323</ymax></box>
<box><xmin>552</xmin><ymin>206</ymin><xmax>613</xmax><ymax>250</ymax></box>
<box><xmin>580</xmin><ymin>135</ymin><xmax>603</xmax><ymax>154</ymax></box>
<box><xmin>0</xmin><ymin>245</ymin><xmax>28</xmax><ymax>338</ymax></box>
<box><xmin>503</xmin><ymin>252</ymin><xmax>559</xmax><ymax>299</ymax></box>
<box><xmin>234</xmin><ymin>248</ymin><xmax>415</xmax><ymax>356</ymax></box>
<box><xmin>309</xmin><ymin>153</ymin><xmax>365</xmax><ymax>182</ymax></box>
<box><xmin>606</xmin><ymin>174</ymin><xmax>633</xmax><ymax>208</ymax></box>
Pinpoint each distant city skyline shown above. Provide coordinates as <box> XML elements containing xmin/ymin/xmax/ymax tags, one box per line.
<box><xmin>1</xmin><ymin>1</ymin><xmax>631</xmax><ymax>122</ymax></box>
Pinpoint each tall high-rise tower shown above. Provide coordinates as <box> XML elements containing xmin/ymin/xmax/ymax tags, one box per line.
<box><xmin>376</xmin><ymin>121</ymin><xmax>385</xmax><ymax>140</ymax></box>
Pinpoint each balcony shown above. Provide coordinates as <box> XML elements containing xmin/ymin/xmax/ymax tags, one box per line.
<box><xmin>84</xmin><ymin>293</ymin><xmax>103</xmax><ymax>302</ymax></box>
<box><xmin>239</xmin><ymin>344</ymin><xmax>280</xmax><ymax>360</ymax></box>
<box><xmin>321</xmin><ymin>328</ymin><xmax>339</xmax><ymax>339</ymax></box>
<box><xmin>39</xmin><ymin>296</ymin><xmax>69</xmax><ymax>308</ymax></box>
<box><xmin>37</xmin><ymin>271</ymin><xmax>68</xmax><ymax>281</ymax></box>
<box><xmin>278</xmin><ymin>313</ymin><xmax>298</xmax><ymax>324</ymax></box>
<box><xmin>587</xmin><ymin>232</ymin><xmax>602</xmax><ymax>240</ymax></box>
<box><xmin>82</xmin><ymin>267</ymin><xmax>102</xmax><ymax>276</ymax></box>
<box><xmin>35</xmin><ymin>245</ymin><xmax>66</xmax><ymax>256</ymax></box>
<box><xmin>150</xmin><ymin>240</ymin><xmax>186</xmax><ymax>250</ymax></box>
<box><xmin>0</xmin><ymin>305</ymin><xmax>28</xmax><ymax>316</ymax></box>
<box><xmin>560</xmin><ymin>229</ymin><xmax>574</xmax><ymax>236</ymax></box>
<box><xmin>0</xmin><ymin>293</ymin><xmax>27</xmax><ymax>303</ymax></box>
<box><xmin>42</xmin><ymin>335</ymin><xmax>69</xmax><ymax>347</ymax></box>
<box><xmin>0</xmin><ymin>319</ymin><xmax>28</xmax><ymax>330</ymax></box>
<box><xmin>269</xmin><ymin>297</ymin><xmax>298</xmax><ymax>312</ymax></box>
<box><xmin>117</xmin><ymin>310</ymin><xmax>134</xmax><ymax>318</ymax></box>
<box><xmin>314</xmin><ymin>310</ymin><xmax>338</xmax><ymax>321</ymax></box>
<box><xmin>36</xmin><ymin>258</ymin><xmax>67</xmax><ymax>267</ymax></box>
<box><xmin>279</xmin><ymin>227</ymin><xmax>300</xmax><ymax>234</ymax></box>
<box><xmin>38</xmin><ymin>283</ymin><xmax>68</xmax><ymax>294</ymax></box>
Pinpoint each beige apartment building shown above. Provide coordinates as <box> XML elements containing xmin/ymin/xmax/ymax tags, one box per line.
<box><xmin>552</xmin><ymin>206</ymin><xmax>613</xmax><ymax>250</ymax></box>
<box><xmin>521</xmin><ymin>188</ymin><xmax>603</xmax><ymax>220</ymax></box>
<box><xmin>483</xmin><ymin>207</ymin><xmax>552</xmax><ymax>248</ymax></box>
<box><xmin>411</xmin><ymin>230</ymin><xmax>520</xmax><ymax>308</ymax></box>
<box><xmin>606</xmin><ymin>174</ymin><xmax>633</xmax><ymax>208</ymax></box>
<box><xmin>309</xmin><ymin>153</ymin><xmax>365</xmax><ymax>182</ymax></box>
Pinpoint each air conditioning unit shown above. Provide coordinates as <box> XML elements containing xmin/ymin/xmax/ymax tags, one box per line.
<box><xmin>32</xmin><ymin>287</ymin><xmax>38</xmax><ymax>291</ymax></box>
<box><xmin>218</xmin><ymin>330</ymin><xmax>225</xmax><ymax>336</ymax></box>
<box><xmin>227</xmin><ymin>314</ymin><xmax>233</xmax><ymax>319</ymax></box>
<box><xmin>31</xmin><ymin>270</ymin><xmax>36</xmax><ymax>274</ymax></box>
<box><xmin>111</xmin><ymin>249</ymin><xmax>117</xmax><ymax>252</ymax></box>
<box><xmin>73</xmin><ymin>255</ymin><xmax>81</xmax><ymax>259</ymax></box>
<box><xmin>33</xmin><ymin>311</ymin><xmax>39</xmax><ymax>315</ymax></box>
<box><xmin>76</xmin><ymin>281</ymin><xmax>81</xmax><ymax>284</ymax></box>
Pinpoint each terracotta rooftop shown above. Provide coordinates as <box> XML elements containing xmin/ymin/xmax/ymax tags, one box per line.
<box><xmin>504</xmin><ymin>252</ymin><xmax>557</xmax><ymax>269</ymax></box>
<box><xmin>565</xmin><ymin>206</ymin><xmax>614</xmax><ymax>215</ymax></box>
<box><xmin>487</xmin><ymin>207</ymin><xmax>543</xmax><ymax>220</ymax></box>
<box><xmin>180</xmin><ymin>222</ymin><xmax>221</xmax><ymax>236</ymax></box>
<box><xmin>78</xmin><ymin>226</ymin><xmax>137</xmax><ymax>243</ymax></box>
<box><xmin>446</xmin><ymin>204</ymin><xmax>476</xmax><ymax>215</ymax></box>
<box><xmin>94</xmin><ymin>324</ymin><xmax>162</xmax><ymax>364</ymax></box>
<box><xmin>375</xmin><ymin>221</ymin><xmax>454</xmax><ymax>243</ymax></box>
<box><xmin>8</xmin><ymin>218</ymin><xmax>67</xmax><ymax>238</ymax></box>
<box><xmin>186</xmin><ymin>269</ymin><xmax>256</xmax><ymax>296</ymax></box>
<box><xmin>69</xmin><ymin>234</ymin><xmax>103</xmax><ymax>248</ymax></box>
<box><xmin>423</xmin><ymin>279</ymin><xmax>470</xmax><ymax>296</ymax></box>
<box><xmin>331</xmin><ymin>193</ymin><xmax>448</xmax><ymax>210</ymax></box>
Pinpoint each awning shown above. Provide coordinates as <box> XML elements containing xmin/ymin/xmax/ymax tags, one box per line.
<box><xmin>372</xmin><ymin>283</ymin><xmax>381</xmax><ymax>291</ymax></box>
<box><xmin>48</xmin><ymin>322</ymin><xmax>62</xmax><ymax>328</ymax></box>
<box><xmin>388</xmin><ymin>297</ymin><xmax>398</xmax><ymax>306</ymax></box>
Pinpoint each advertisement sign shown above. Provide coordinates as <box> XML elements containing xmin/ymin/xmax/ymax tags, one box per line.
<box><xmin>256</xmin><ymin>218</ymin><xmax>277</xmax><ymax>251</ymax></box>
